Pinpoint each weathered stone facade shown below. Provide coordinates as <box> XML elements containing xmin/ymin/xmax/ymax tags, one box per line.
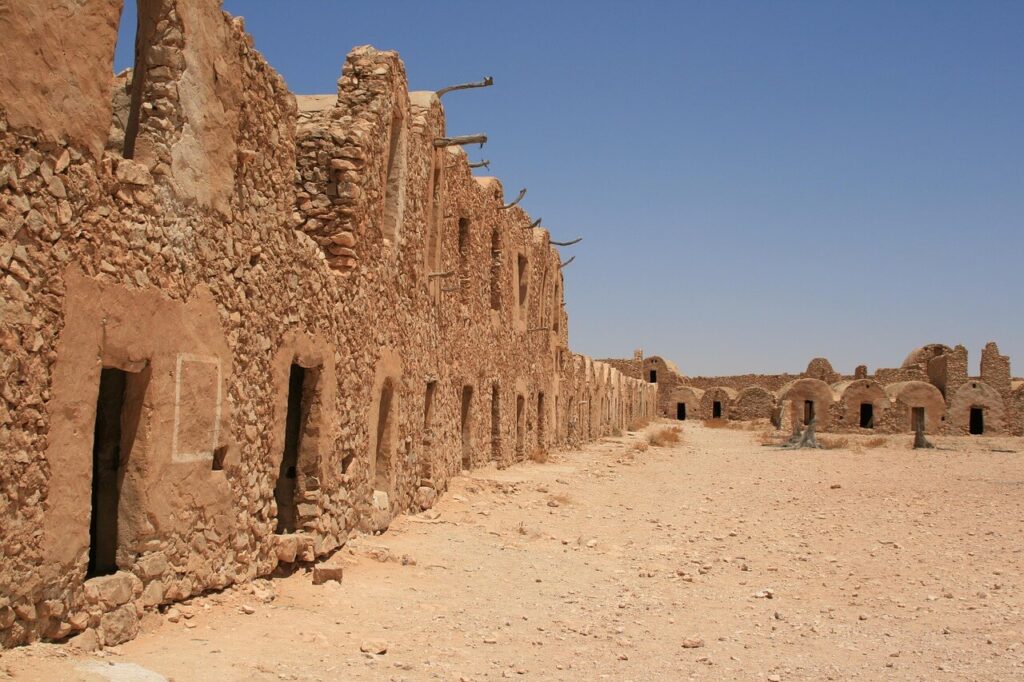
<box><xmin>0</xmin><ymin>1</ymin><xmax>656</xmax><ymax>648</ymax></box>
<box><xmin>606</xmin><ymin>344</ymin><xmax>1022</xmax><ymax>436</ymax></box>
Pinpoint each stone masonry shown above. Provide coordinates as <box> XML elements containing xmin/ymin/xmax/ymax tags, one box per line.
<box><xmin>0</xmin><ymin>1</ymin><xmax>656</xmax><ymax>648</ymax></box>
<box><xmin>604</xmin><ymin>345</ymin><xmax>1022</xmax><ymax>436</ymax></box>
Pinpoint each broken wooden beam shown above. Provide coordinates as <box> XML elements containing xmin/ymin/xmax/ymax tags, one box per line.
<box><xmin>434</xmin><ymin>134</ymin><xmax>487</xmax><ymax>148</ymax></box>
<box><xmin>501</xmin><ymin>188</ymin><xmax>526</xmax><ymax>210</ymax></box>
<box><xmin>550</xmin><ymin>237</ymin><xmax>582</xmax><ymax>247</ymax></box>
<box><xmin>468</xmin><ymin>159</ymin><xmax>491</xmax><ymax>169</ymax></box>
<box><xmin>436</xmin><ymin>76</ymin><xmax>494</xmax><ymax>98</ymax></box>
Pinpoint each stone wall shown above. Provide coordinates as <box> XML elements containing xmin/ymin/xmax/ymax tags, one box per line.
<box><xmin>0</xmin><ymin>2</ymin><xmax>655</xmax><ymax>649</ymax></box>
<box><xmin>615</xmin><ymin>342</ymin><xmax>1021</xmax><ymax>436</ymax></box>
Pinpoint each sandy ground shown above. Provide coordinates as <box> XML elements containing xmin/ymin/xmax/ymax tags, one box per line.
<box><xmin>2</xmin><ymin>421</ymin><xmax>1023</xmax><ymax>681</ymax></box>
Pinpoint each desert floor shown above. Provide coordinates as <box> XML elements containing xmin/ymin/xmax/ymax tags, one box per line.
<box><xmin>2</xmin><ymin>421</ymin><xmax>1022</xmax><ymax>681</ymax></box>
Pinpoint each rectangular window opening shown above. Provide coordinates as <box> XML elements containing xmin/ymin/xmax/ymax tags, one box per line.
<box><xmin>648</xmin><ymin>370</ymin><xmax>657</xmax><ymax>383</ymax></box>
<box><xmin>676</xmin><ymin>403</ymin><xmax>686</xmax><ymax>420</ymax></box>
<box><xmin>712</xmin><ymin>401</ymin><xmax>722</xmax><ymax>419</ymax></box>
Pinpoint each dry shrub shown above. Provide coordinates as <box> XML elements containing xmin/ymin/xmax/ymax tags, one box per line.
<box><xmin>647</xmin><ymin>426</ymin><xmax>682</xmax><ymax>447</ymax></box>
<box><xmin>757</xmin><ymin>429</ymin><xmax>784</xmax><ymax>446</ymax></box>
<box><xmin>631</xmin><ymin>440</ymin><xmax>649</xmax><ymax>453</ymax></box>
<box><xmin>611</xmin><ymin>427</ymin><xmax>623</xmax><ymax>437</ymax></box>
<box><xmin>627</xmin><ymin>419</ymin><xmax>647</xmax><ymax>432</ymax></box>
<box><xmin>818</xmin><ymin>436</ymin><xmax>850</xmax><ymax>450</ymax></box>
<box><xmin>864</xmin><ymin>436</ymin><xmax>888</xmax><ymax>448</ymax></box>
<box><xmin>702</xmin><ymin>418</ymin><xmax>729</xmax><ymax>429</ymax></box>
<box><xmin>530</xmin><ymin>448</ymin><xmax>548</xmax><ymax>463</ymax></box>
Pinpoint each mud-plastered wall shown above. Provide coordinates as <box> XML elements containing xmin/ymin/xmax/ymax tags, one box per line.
<box><xmin>0</xmin><ymin>2</ymin><xmax>655</xmax><ymax>649</ymax></box>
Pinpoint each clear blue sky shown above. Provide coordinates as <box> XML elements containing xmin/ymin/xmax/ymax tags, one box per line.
<box><xmin>115</xmin><ymin>1</ymin><xmax>1024</xmax><ymax>377</ymax></box>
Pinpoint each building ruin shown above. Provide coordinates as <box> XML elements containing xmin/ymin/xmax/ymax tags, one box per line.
<box><xmin>607</xmin><ymin>342</ymin><xmax>1023</xmax><ymax>436</ymax></box>
<box><xmin>0</xmin><ymin>1</ymin><xmax>657</xmax><ymax>648</ymax></box>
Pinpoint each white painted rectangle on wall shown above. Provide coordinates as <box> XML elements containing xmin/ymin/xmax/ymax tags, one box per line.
<box><xmin>171</xmin><ymin>352</ymin><xmax>222</xmax><ymax>463</ymax></box>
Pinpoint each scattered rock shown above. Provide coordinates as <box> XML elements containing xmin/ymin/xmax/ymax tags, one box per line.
<box><xmin>360</xmin><ymin>639</ymin><xmax>388</xmax><ymax>655</ymax></box>
<box><xmin>312</xmin><ymin>561</ymin><xmax>345</xmax><ymax>585</ymax></box>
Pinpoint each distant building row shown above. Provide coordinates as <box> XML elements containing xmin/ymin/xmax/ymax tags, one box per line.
<box><xmin>602</xmin><ymin>343</ymin><xmax>1024</xmax><ymax>436</ymax></box>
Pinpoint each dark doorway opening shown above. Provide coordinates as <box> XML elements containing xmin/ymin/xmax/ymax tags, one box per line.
<box><xmin>515</xmin><ymin>394</ymin><xmax>526</xmax><ymax>459</ymax></box>
<box><xmin>859</xmin><ymin>402</ymin><xmax>874</xmax><ymax>429</ymax></box>
<box><xmin>676</xmin><ymin>403</ymin><xmax>686</xmax><ymax>420</ymax></box>
<box><xmin>911</xmin><ymin>406</ymin><xmax>925</xmax><ymax>433</ymax></box>
<box><xmin>969</xmin><ymin>407</ymin><xmax>984</xmax><ymax>435</ymax></box>
<box><xmin>803</xmin><ymin>400</ymin><xmax>814</xmax><ymax>425</ymax></box>
<box><xmin>89</xmin><ymin>368</ymin><xmax>134</xmax><ymax>578</ymax></box>
<box><xmin>461</xmin><ymin>385</ymin><xmax>474</xmax><ymax>469</ymax></box>
<box><xmin>423</xmin><ymin>380</ymin><xmax>436</xmax><ymax>436</ymax></box>
<box><xmin>491</xmin><ymin>384</ymin><xmax>501</xmax><ymax>461</ymax></box>
<box><xmin>420</xmin><ymin>380</ymin><xmax>437</xmax><ymax>480</ymax></box>
<box><xmin>275</xmin><ymin>364</ymin><xmax>308</xmax><ymax>535</ymax></box>
<box><xmin>374</xmin><ymin>378</ymin><xmax>395</xmax><ymax>493</ymax></box>
<box><xmin>712</xmin><ymin>401</ymin><xmax>722</xmax><ymax>419</ymax></box>
<box><xmin>648</xmin><ymin>370</ymin><xmax>657</xmax><ymax>383</ymax></box>
<box><xmin>537</xmin><ymin>392</ymin><xmax>546</xmax><ymax>447</ymax></box>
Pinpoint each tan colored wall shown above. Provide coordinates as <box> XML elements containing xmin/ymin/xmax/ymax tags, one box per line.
<box><xmin>667</xmin><ymin>386</ymin><xmax>704</xmax><ymax>421</ymax></box>
<box><xmin>732</xmin><ymin>386</ymin><xmax>776</xmax><ymax>421</ymax></box>
<box><xmin>778</xmin><ymin>378</ymin><xmax>835</xmax><ymax>429</ymax></box>
<box><xmin>882</xmin><ymin>382</ymin><xmax>946</xmax><ymax>433</ymax></box>
<box><xmin>832</xmin><ymin>379</ymin><xmax>889</xmax><ymax>431</ymax></box>
<box><xmin>700</xmin><ymin>387</ymin><xmax>737</xmax><ymax>420</ymax></box>
<box><xmin>947</xmin><ymin>381</ymin><xmax>1006</xmax><ymax>435</ymax></box>
<box><xmin>610</xmin><ymin>342</ymin><xmax>1024</xmax><ymax>435</ymax></box>
<box><xmin>980</xmin><ymin>342</ymin><xmax>1011</xmax><ymax>397</ymax></box>
<box><xmin>0</xmin><ymin>3</ymin><xmax>656</xmax><ymax>648</ymax></box>
<box><xmin>0</xmin><ymin>0</ymin><xmax>122</xmax><ymax>159</ymax></box>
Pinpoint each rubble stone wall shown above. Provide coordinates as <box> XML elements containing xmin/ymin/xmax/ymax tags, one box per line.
<box><xmin>616</xmin><ymin>342</ymin><xmax>1020</xmax><ymax>435</ymax></box>
<box><xmin>0</xmin><ymin>1</ymin><xmax>655</xmax><ymax>649</ymax></box>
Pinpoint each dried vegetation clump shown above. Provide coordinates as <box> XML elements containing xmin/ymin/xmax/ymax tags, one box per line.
<box><xmin>817</xmin><ymin>436</ymin><xmax>850</xmax><ymax>450</ymax></box>
<box><xmin>627</xmin><ymin>419</ymin><xmax>647</xmax><ymax>432</ymax></box>
<box><xmin>647</xmin><ymin>426</ymin><xmax>682</xmax><ymax>447</ymax></box>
